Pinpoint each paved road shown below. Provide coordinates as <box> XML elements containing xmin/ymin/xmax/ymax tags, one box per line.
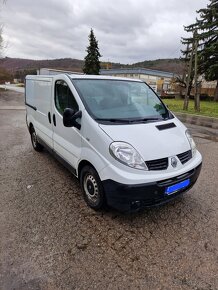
<box><xmin>0</xmin><ymin>84</ymin><xmax>25</xmax><ymax>93</ymax></box>
<box><xmin>0</xmin><ymin>91</ymin><xmax>218</xmax><ymax>289</ymax></box>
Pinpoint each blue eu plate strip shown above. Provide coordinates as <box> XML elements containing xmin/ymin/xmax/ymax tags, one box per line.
<box><xmin>165</xmin><ymin>179</ymin><xmax>190</xmax><ymax>195</ymax></box>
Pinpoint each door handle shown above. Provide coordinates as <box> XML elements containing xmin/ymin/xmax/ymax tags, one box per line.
<box><xmin>53</xmin><ymin>114</ymin><xmax>56</xmax><ymax>126</ymax></box>
<box><xmin>48</xmin><ymin>112</ymin><xmax>51</xmax><ymax>124</ymax></box>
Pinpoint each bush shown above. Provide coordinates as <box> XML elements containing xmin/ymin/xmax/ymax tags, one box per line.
<box><xmin>180</xmin><ymin>94</ymin><xmax>214</xmax><ymax>101</ymax></box>
<box><xmin>161</xmin><ymin>95</ymin><xmax>175</xmax><ymax>99</ymax></box>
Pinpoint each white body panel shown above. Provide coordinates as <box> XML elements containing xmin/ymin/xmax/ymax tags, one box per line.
<box><xmin>26</xmin><ymin>76</ymin><xmax>53</xmax><ymax>148</ymax></box>
<box><xmin>98</xmin><ymin>151</ymin><xmax>202</xmax><ymax>184</ymax></box>
<box><xmin>51</xmin><ymin>75</ymin><xmax>83</xmax><ymax>169</ymax></box>
<box><xmin>81</xmin><ymin>114</ymin><xmax>202</xmax><ymax>184</ymax></box>
<box><xmin>99</xmin><ymin>119</ymin><xmax>190</xmax><ymax>161</ymax></box>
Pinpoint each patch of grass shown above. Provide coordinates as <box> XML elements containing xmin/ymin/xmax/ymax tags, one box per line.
<box><xmin>163</xmin><ymin>99</ymin><xmax>218</xmax><ymax>118</ymax></box>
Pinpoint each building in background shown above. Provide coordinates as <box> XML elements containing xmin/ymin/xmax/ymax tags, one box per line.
<box><xmin>100</xmin><ymin>68</ymin><xmax>175</xmax><ymax>95</ymax></box>
<box><xmin>37</xmin><ymin>68</ymin><xmax>83</xmax><ymax>75</ymax></box>
<box><xmin>199</xmin><ymin>76</ymin><xmax>217</xmax><ymax>97</ymax></box>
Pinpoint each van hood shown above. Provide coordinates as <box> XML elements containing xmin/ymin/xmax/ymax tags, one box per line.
<box><xmin>99</xmin><ymin>119</ymin><xmax>191</xmax><ymax>161</ymax></box>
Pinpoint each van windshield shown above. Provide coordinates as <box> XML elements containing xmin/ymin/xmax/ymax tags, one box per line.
<box><xmin>73</xmin><ymin>79</ymin><xmax>171</xmax><ymax>124</ymax></box>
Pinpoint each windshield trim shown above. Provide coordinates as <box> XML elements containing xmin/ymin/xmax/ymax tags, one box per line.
<box><xmin>70</xmin><ymin>77</ymin><xmax>173</xmax><ymax>125</ymax></box>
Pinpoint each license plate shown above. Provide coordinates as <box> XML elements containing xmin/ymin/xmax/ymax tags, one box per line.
<box><xmin>165</xmin><ymin>179</ymin><xmax>190</xmax><ymax>195</ymax></box>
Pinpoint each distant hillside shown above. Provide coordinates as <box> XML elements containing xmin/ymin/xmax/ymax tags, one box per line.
<box><xmin>0</xmin><ymin>57</ymin><xmax>184</xmax><ymax>75</ymax></box>
<box><xmin>128</xmin><ymin>58</ymin><xmax>185</xmax><ymax>74</ymax></box>
<box><xmin>0</xmin><ymin>57</ymin><xmax>84</xmax><ymax>73</ymax></box>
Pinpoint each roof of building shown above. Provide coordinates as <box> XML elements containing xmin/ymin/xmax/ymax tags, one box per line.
<box><xmin>38</xmin><ymin>68</ymin><xmax>83</xmax><ymax>75</ymax></box>
<box><xmin>100</xmin><ymin>68</ymin><xmax>175</xmax><ymax>78</ymax></box>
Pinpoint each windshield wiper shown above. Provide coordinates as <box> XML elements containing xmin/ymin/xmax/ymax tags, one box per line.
<box><xmin>133</xmin><ymin>117</ymin><xmax>163</xmax><ymax>123</ymax></box>
<box><xmin>95</xmin><ymin>118</ymin><xmax>131</xmax><ymax>123</ymax></box>
<box><xmin>95</xmin><ymin>117</ymin><xmax>165</xmax><ymax>123</ymax></box>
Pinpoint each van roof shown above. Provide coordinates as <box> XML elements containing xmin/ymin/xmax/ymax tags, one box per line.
<box><xmin>69</xmin><ymin>74</ymin><xmax>142</xmax><ymax>82</ymax></box>
<box><xmin>26</xmin><ymin>74</ymin><xmax>143</xmax><ymax>83</ymax></box>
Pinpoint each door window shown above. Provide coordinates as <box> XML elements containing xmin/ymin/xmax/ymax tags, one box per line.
<box><xmin>55</xmin><ymin>80</ymin><xmax>79</xmax><ymax>115</ymax></box>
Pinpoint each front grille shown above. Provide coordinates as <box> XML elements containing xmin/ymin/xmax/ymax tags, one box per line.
<box><xmin>177</xmin><ymin>150</ymin><xmax>192</xmax><ymax>164</ymax></box>
<box><xmin>146</xmin><ymin>158</ymin><xmax>168</xmax><ymax>171</ymax></box>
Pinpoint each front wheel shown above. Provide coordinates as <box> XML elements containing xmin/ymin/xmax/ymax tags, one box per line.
<box><xmin>80</xmin><ymin>166</ymin><xmax>106</xmax><ymax>210</ymax></box>
<box><xmin>30</xmin><ymin>127</ymin><xmax>43</xmax><ymax>152</ymax></box>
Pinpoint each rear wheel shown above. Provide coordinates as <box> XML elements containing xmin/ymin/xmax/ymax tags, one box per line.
<box><xmin>80</xmin><ymin>165</ymin><xmax>106</xmax><ymax>210</ymax></box>
<box><xmin>30</xmin><ymin>127</ymin><xmax>43</xmax><ymax>152</ymax></box>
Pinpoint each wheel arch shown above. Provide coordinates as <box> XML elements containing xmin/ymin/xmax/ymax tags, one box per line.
<box><xmin>78</xmin><ymin>160</ymin><xmax>96</xmax><ymax>180</ymax></box>
<box><xmin>77</xmin><ymin>147</ymin><xmax>109</xmax><ymax>181</ymax></box>
<box><xmin>28</xmin><ymin>122</ymin><xmax>34</xmax><ymax>133</ymax></box>
<box><xmin>78</xmin><ymin>160</ymin><xmax>107</xmax><ymax>210</ymax></box>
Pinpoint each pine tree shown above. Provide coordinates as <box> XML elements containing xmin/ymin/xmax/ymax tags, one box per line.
<box><xmin>182</xmin><ymin>0</ymin><xmax>218</xmax><ymax>101</ymax></box>
<box><xmin>83</xmin><ymin>29</ymin><xmax>102</xmax><ymax>75</ymax></box>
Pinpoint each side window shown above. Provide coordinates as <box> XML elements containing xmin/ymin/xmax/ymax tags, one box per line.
<box><xmin>55</xmin><ymin>80</ymin><xmax>79</xmax><ymax>115</ymax></box>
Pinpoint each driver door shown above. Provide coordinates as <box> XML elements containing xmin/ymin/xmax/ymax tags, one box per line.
<box><xmin>52</xmin><ymin>79</ymin><xmax>82</xmax><ymax>171</ymax></box>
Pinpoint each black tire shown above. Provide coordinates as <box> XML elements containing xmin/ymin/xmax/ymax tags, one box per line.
<box><xmin>30</xmin><ymin>127</ymin><xmax>44</xmax><ymax>152</ymax></box>
<box><xmin>80</xmin><ymin>165</ymin><xmax>106</xmax><ymax>210</ymax></box>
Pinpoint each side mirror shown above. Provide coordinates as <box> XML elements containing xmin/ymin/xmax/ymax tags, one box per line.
<box><xmin>63</xmin><ymin>108</ymin><xmax>82</xmax><ymax>129</ymax></box>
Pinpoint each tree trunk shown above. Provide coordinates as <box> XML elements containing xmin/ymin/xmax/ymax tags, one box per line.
<box><xmin>194</xmin><ymin>36</ymin><xmax>200</xmax><ymax>112</ymax></box>
<box><xmin>187</xmin><ymin>78</ymin><xmax>193</xmax><ymax>98</ymax></box>
<box><xmin>185</xmin><ymin>74</ymin><xmax>194</xmax><ymax>103</ymax></box>
<box><xmin>183</xmin><ymin>42</ymin><xmax>194</xmax><ymax>110</ymax></box>
<box><xmin>214</xmin><ymin>80</ymin><xmax>218</xmax><ymax>102</ymax></box>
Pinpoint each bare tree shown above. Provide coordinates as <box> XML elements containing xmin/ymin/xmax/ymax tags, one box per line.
<box><xmin>0</xmin><ymin>1</ymin><xmax>7</xmax><ymax>56</ymax></box>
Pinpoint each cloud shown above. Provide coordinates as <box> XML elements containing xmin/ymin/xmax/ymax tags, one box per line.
<box><xmin>1</xmin><ymin>0</ymin><xmax>209</xmax><ymax>63</ymax></box>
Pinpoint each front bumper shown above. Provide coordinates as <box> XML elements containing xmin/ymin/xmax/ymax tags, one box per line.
<box><xmin>102</xmin><ymin>163</ymin><xmax>202</xmax><ymax>212</ymax></box>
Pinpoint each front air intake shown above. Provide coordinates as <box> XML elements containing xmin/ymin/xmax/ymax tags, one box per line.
<box><xmin>156</xmin><ymin>123</ymin><xmax>176</xmax><ymax>130</ymax></box>
<box><xmin>177</xmin><ymin>150</ymin><xmax>192</xmax><ymax>164</ymax></box>
<box><xmin>145</xmin><ymin>158</ymin><xmax>169</xmax><ymax>171</ymax></box>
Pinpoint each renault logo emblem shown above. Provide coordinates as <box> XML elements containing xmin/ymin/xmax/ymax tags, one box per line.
<box><xmin>171</xmin><ymin>157</ymin><xmax>177</xmax><ymax>168</ymax></box>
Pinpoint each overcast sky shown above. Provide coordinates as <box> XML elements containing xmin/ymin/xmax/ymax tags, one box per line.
<box><xmin>1</xmin><ymin>0</ymin><xmax>209</xmax><ymax>64</ymax></box>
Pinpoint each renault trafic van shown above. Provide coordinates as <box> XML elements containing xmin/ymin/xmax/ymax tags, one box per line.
<box><xmin>25</xmin><ymin>74</ymin><xmax>202</xmax><ymax>211</ymax></box>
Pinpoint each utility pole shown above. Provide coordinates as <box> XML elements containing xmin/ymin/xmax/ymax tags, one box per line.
<box><xmin>194</xmin><ymin>31</ymin><xmax>200</xmax><ymax>112</ymax></box>
<box><xmin>183</xmin><ymin>41</ymin><xmax>194</xmax><ymax>110</ymax></box>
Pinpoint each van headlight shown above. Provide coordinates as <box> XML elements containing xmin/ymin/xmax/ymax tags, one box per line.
<box><xmin>109</xmin><ymin>142</ymin><xmax>148</xmax><ymax>170</ymax></box>
<box><xmin>186</xmin><ymin>130</ymin><xmax>196</xmax><ymax>157</ymax></box>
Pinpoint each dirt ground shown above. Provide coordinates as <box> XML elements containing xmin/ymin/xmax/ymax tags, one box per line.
<box><xmin>0</xmin><ymin>90</ymin><xmax>217</xmax><ymax>290</ymax></box>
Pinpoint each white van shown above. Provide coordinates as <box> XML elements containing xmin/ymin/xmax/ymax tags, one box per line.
<box><xmin>25</xmin><ymin>74</ymin><xmax>202</xmax><ymax>211</ymax></box>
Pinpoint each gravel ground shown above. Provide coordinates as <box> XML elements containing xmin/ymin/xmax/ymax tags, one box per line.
<box><xmin>0</xmin><ymin>91</ymin><xmax>217</xmax><ymax>290</ymax></box>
